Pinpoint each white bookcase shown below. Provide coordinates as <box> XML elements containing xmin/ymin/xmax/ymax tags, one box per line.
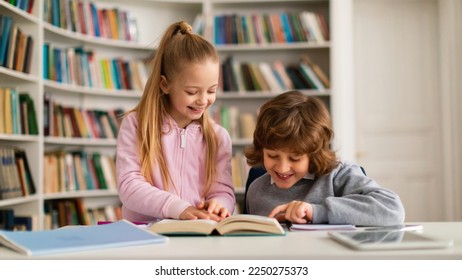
<box><xmin>1</xmin><ymin>0</ymin><xmax>352</xmax><ymax>228</ymax></box>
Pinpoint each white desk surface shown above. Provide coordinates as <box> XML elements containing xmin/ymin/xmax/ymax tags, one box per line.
<box><xmin>1</xmin><ymin>222</ymin><xmax>461</xmax><ymax>260</ymax></box>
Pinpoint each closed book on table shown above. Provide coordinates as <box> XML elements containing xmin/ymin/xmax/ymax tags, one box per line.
<box><xmin>0</xmin><ymin>220</ymin><xmax>167</xmax><ymax>256</ymax></box>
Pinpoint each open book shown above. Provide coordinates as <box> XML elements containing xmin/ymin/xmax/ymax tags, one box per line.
<box><xmin>0</xmin><ymin>220</ymin><xmax>167</xmax><ymax>256</ymax></box>
<box><xmin>149</xmin><ymin>214</ymin><xmax>285</xmax><ymax>236</ymax></box>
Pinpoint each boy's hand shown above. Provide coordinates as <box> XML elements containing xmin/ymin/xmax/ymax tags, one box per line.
<box><xmin>268</xmin><ymin>201</ymin><xmax>313</xmax><ymax>224</ymax></box>
<box><xmin>197</xmin><ymin>199</ymin><xmax>231</xmax><ymax>219</ymax></box>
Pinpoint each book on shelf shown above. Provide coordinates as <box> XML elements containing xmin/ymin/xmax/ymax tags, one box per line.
<box><xmin>0</xmin><ymin>220</ymin><xmax>168</xmax><ymax>256</ymax></box>
<box><xmin>14</xmin><ymin>148</ymin><xmax>36</xmax><ymax>196</ymax></box>
<box><xmin>192</xmin><ymin>13</ymin><xmax>204</xmax><ymax>35</ymax></box>
<box><xmin>22</xmin><ymin>35</ymin><xmax>34</xmax><ymax>74</ymax></box>
<box><xmin>0</xmin><ymin>146</ymin><xmax>24</xmax><ymax>200</ymax></box>
<box><xmin>1</xmin><ymin>88</ymin><xmax>13</xmax><ymax>134</ymax></box>
<box><xmin>0</xmin><ymin>15</ymin><xmax>13</xmax><ymax>67</ymax></box>
<box><xmin>5</xmin><ymin>24</ymin><xmax>18</xmax><ymax>69</ymax></box>
<box><xmin>149</xmin><ymin>214</ymin><xmax>285</xmax><ymax>236</ymax></box>
<box><xmin>286</xmin><ymin>64</ymin><xmax>311</xmax><ymax>89</ymax></box>
<box><xmin>231</xmin><ymin>151</ymin><xmax>249</xmax><ymax>192</ymax></box>
<box><xmin>11</xmin><ymin>88</ymin><xmax>21</xmax><ymax>134</ymax></box>
<box><xmin>231</xmin><ymin>154</ymin><xmax>243</xmax><ymax>189</ymax></box>
<box><xmin>12</xmin><ymin>216</ymin><xmax>33</xmax><ymax>231</ymax></box>
<box><xmin>0</xmin><ymin>209</ymin><xmax>15</xmax><ymax>230</ymax></box>
<box><xmin>280</xmin><ymin>12</ymin><xmax>294</xmax><ymax>43</ymax></box>
<box><xmin>18</xmin><ymin>93</ymin><xmax>38</xmax><ymax>135</ymax></box>
<box><xmin>13</xmin><ymin>28</ymin><xmax>26</xmax><ymax>72</ymax></box>
<box><xmin>299</xmin><ymin>63</ymin><xmax>325</xmax><ymax>90</ymax></box>
<box><xmin>272</xmin><ymin>60</ymin><xmax>294</xmax><ymax>90</ymax></box>
<box><xmin>0</xmin><ymin>209</ymin><xmax>35</xmax><ymax>231</ymax></box>
<box><xmin>239</xmin><ymin>112</ymin><xmax>256</xmax><ymax>139</ymax></box>
<box><xmin>301</xmin><ymin>54</ymin><xmax>330</xmax><ymax>88</ymax></box>
<box><xmin>288</xmin><ymin>12</ymin><xmax>307</xmax><ymax>42</ymax></box>
<box><xmin>0</xmin><ymin>89</ymin><xmax>3</xmax><ymax>134</ymax></box>
<box><xmin>259</xmin><ymin>62</ymin><xmax>284</xmax><ymax>92</ymax></box>
<box><xmin>300</xmin><ymin>11</ymin><xmax>326</xmax><ymax>43</ymax></box>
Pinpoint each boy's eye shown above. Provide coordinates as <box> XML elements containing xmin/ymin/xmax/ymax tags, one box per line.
<box><xmin>186</xmin><ymin>91</ymin><xmax>197</xmax><ymax>95</ymax></box>
<box><xmin>267</xmin><ymin>154</ymin><xmax>278</xmax><ymax>159</ymax></box>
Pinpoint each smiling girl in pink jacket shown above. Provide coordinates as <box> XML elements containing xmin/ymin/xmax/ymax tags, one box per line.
<box><xmin>116</xmin><ymin>21</ymin><xmax>235</xmax><ymax>223</ymax></box>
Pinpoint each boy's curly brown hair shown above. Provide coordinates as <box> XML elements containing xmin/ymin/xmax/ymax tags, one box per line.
<box><xmin>245</xmin><ymin>91</ymin><xmax>338</xmax><ymax>176</ymax></box>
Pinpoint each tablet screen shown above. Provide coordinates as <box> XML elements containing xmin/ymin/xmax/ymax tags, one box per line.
<box><xmin>336</xmin><ymin>230</ymin><xmax>428</xmax><ymax>244</ymax></box>
<box><xmin>328</xmin><ymin>230</ymin><xmax>453</xmax><ymax>250</ymax></box>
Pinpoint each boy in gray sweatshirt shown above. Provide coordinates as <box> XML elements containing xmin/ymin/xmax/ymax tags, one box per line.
<box><xmin>245</xmin><ymin>91</ymin><xmax>405</xmax><ymax>226</ymax></box>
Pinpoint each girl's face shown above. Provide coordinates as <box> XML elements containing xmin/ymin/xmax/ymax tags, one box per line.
<box><xmin>263</xmin><ymin>148</ymin><xmax>310</xmax><ymax>189</ymax></box>
<box><xmin>161</xmin><ymin>59</ymin><xmax>219</xmax><ymax>128</ymax></box>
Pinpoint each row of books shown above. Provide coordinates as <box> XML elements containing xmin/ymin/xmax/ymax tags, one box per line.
<box><xmin>220</xmin><ymin>55</ymin><xmax>329</xmax><ymax>93</ymax></box>
<box><xmin>3</xmin><ymin>0</ymin><xmax>35</xmax><ymax>14</ymax></box>
<box><xmin>0</xmin><ymin>14</ymin><xmax>34</xmax><ymax>73</ymax></box>
<box><xmin>44</xmin><ymin>198</ymin><xmax>121</xmax><ymax>229</ymax></box>
<box><xmin>210</xmin><ymin>104</ymin><xmax>256</xmax><ymax>140</ymax></box>
<box><xmin>43</xmin><ymin>43</ymin><xmax>149</xmax><ymax>90</ymax></box>
<box><xmin>0</xmin><ymin>146</ymin><xmax>36</xmax><ymax>201</ymax></box>
<box><xmin>0</xmin><ymin>88</ymin><xmax>38</xmax><ymax>135</ymax></box>
<box><xmin>214</xmin><ymin>11</ymin><xmax>328</xmax><ymax>45</ymax></box>
<box><xmin>44</xmin><ymin>95</ymin><xmax>125</xmax><ymax>139</ymax></box>
<box><xmin>43</xmin><ymin>0</ymin><xmax>139</xmax><ymax>42</ymax></box>
<box><xmin>43</xmin><ymin>150</ymin><xmax>117</xmax><ymax>194</ymax></box>
<box><xmin>0</xmin><ymin>208</ymin><xmax>36</xmax><ymax>231</ymax></box>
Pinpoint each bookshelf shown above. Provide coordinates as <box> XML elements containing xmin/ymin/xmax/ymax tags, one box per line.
<box><xmin>1</xmin><ymin>0</ymin><xmax>349</xmax><ymax>225</ymax></box>
<box><xmin>0</xmin><ymin>0</ymin><xmax>203</xmax><ymax>230</ymax></box>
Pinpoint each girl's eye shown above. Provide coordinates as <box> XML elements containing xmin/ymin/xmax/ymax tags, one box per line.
<box><xmin>186</xmin><ymin>91</ymin><xmax>197</xmax><ymax>95</ymax></box>
<box><xmin>267</xmin><ymin>154</ymin><xmax>278</xmax><ymax>159</ymax></box>
<box><xmin>290</xmin><ymin>158</ymin><xmax>301</xmax><ymax>162</ymax></box>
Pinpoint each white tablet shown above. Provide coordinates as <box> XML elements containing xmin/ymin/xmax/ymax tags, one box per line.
<box><xmin>328</xmin><ymin>230</ymin><xmax>453</xmax><ymax>251</ymax></box>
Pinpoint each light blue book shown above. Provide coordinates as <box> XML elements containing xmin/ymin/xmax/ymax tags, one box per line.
<box><xmin>0</xmin><ymin>220</ymin><xmax>168</xmax><ymax>256</ymax></box>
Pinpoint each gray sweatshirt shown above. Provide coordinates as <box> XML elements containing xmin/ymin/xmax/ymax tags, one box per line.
<box><xmin>246</xmin><ymin>161</ymin><xmax>405</xmax><ymax>226</ymax></box>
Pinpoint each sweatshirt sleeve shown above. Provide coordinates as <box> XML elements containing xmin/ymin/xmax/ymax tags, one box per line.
<box><xmin>311</xmin><ymin>161</ymin><xmax>405</xmax><ymax>226</ymax></box>
<box><xmin>116</xmin><ymin>113</ymin><xmax>191</xmax><ymax>220</ymax></box>
<box><xmin>204</xmin><ymin>125</ymin><xmax>236</xmax><ymax>213</ymax></box>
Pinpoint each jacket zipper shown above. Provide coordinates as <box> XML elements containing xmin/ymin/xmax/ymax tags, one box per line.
<box><xmin>180</xmin><ymin>129</ymin><xmax>186</xmax><ymax>148</ymax></box>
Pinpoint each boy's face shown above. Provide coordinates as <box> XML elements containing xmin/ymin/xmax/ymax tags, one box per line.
<box><xmin>160</xmin><ymin>59</ymin><xmax>219</xmax><ymax>128</ymax></box>
<box><xmin>263</xmin><ymin>148</ymin><xmax>310</xmax><ymax>189</ymax></box>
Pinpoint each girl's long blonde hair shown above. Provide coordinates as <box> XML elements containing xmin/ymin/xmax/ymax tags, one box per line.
<box><xmin>132</xmin><ymin>21</ymin><xmax>220</xmax><ymax>196</ymax></box>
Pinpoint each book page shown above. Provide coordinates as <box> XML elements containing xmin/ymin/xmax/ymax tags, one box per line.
<box><xmin>216</xmin><ymin>215</ymin><xmax>285</xmax><ymax>235</ymax></box>
<box><xmin>150</xmin><ymin>219</ymin><xmax>218</xmax><ymax>235</ymax></box>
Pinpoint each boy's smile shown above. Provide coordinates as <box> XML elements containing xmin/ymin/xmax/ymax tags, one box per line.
<box><xmin>263</xmin><ymin>148</ymin><xmax>310</xmax><ymax>189</ymax></box>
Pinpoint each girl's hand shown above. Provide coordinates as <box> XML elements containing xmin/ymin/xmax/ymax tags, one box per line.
<box><xmin>179</xmin><ymin>206</ymin><xmax>221</xmax><ymax>221</ymax></box>
<box><xmin>268</xmin><ymin>201</ymin><xmax>313</xmax><ymax>224</ymax></box>
<box><xmin>197</xmin><ymin>199</ymin><xmax>231</xmax><ymax>219</ymax></box>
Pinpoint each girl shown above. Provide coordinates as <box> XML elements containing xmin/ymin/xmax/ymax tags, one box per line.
<box><xmin>245</xmin><ymin>91</ymin><xmax>405</xmax><ymax>226</ymax></box>
<box><xmin>116</xmin><ymin>21</ymin><xmax>235</xmax><ymax>222</ymax></box>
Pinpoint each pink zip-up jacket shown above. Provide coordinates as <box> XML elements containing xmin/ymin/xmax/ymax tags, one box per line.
<box><xmin>116</xmin><ymin>112</ymin><xmax>235</xmax><ymax>222</ymax></box>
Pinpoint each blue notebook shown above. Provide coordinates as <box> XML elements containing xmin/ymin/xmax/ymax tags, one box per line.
<box><xmin>0</xmin><ymin>220</ymin><xmax>168</xmax><ymax>256</ymax></box>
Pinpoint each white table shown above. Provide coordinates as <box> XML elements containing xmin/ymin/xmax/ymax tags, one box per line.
<box><xmin>1</xmin><ymin>222</ymin><xmax>461</xmax><ymax>260</ymax></box>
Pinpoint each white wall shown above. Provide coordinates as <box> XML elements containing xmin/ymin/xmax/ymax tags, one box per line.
<box><xmin>352</xmin><ymin>0</ymin><xmax>462</xmax><ymax>221</ymax></box>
